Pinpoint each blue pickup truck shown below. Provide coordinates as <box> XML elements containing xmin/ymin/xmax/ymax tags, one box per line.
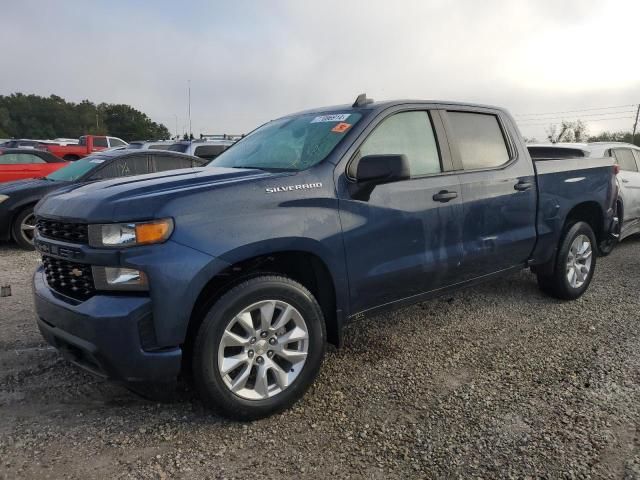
<box><xmin>32</xmin><ymin>96</ymin><xmax>618</xmax><ymax>419</ymax></box>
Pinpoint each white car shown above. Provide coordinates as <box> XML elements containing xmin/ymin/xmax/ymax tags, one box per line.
<box><xmin>588</xmin><ymin>142</ymin><xmax>640</xmax><ymax>247</ymax></box>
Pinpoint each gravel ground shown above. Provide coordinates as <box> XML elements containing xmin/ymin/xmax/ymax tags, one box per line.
<box><xmin>0</xmin><ymin>240</ymin><xmax>639</xmax><ymax>479</ymax></box>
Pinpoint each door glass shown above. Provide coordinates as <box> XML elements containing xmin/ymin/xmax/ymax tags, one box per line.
<box><xmin>93</xmin><ymin>137</ymin><xmax>108</xmax><ymax>148</ymax></box>
<box><xmin>194</xmin><ymin>144</ymin><xmax>227</xmax><ymax>160</ymax></box>
<box><xmin>613</xmin><ymin>149</ymin><xmax>638</xmax><ymax>172</ymax></box>
<box><xmin>0</xmin><ymin>153</ymin><xmax>44</xmax><ymax>164</ymax></box>
<box><xmin>357</xmin><ymin>111</ymin><xmax>441</xmax><ymax>177</ymax></box>
<box><xmin>631</xmin><ymin>150</ymin><xmax>640</xmax><ymax>171</ymax></box>
<box><xmin>152</xmin><ymin>155</ymin><xmax>203</xmax><ymax>172</ymax></box>
<box><xmin>92</xmin><ymin>156</ymin><xmax>151</xmax><ymax>179</ymax></box>
<box><xmin>447</xmin><ymin>112</ymin><xmax>510</xmax><ymax>170</ymax></box>
<box><xmin>109</xmin><ymin>138</ymin><xmax>127</xmax><ymax>147</ymax></box>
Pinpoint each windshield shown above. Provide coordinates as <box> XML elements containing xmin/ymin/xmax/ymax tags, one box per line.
<box><xmin>46</xmin><ymin>157</ymin><xmax>102</xmax><ymax>181</ymax></box>
<box><xmin>210</xmin><ymin>112</ymin><xmax>363</xmax><ymax>171</ymax></box>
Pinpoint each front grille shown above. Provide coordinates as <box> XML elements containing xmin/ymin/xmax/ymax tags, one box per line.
<box><xmin>42</xmin><ymin>255</ymin><xmax>95</xmax><ymax>301</ymax></box>
<box><xmin>36</xmin><ymin>218</ymin><xmax>88</xmax><ymax>244</ymax></box>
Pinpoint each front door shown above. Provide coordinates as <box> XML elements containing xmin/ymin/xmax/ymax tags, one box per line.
<box><xmin>338</xmin><ymin>109</ymin><xmax>463</xmax><ymax>314</ymax></box>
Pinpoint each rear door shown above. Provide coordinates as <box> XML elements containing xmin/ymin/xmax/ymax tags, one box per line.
<box><xmin>612</xmin><ymin>148</ymin><xmax>640</xmax><ymax>230</ymax></box>
<box><xmin>338</xmin><ymin>108</ymin><xmax>464</xmax><ymax>314</ymax></box>
<box><xmin>442</xmin><ymin>109</ymin><xmax>537</xmax><ymax>280</ymax></box>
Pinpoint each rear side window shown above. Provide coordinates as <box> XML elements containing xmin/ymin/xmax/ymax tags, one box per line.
<box><xmin>109</xmin><ymin>138</ymin><xmax>127</xmax><ymax>147</ymax></box>
<box><xmin>613</xmin><ymin>149</ymin><xmax>638</xmax><ymax>172</ymax></box>
<box><xmin>92</xmin><ymin>155</ymin><xmax>151</xmax><ymax>179</ymax></box>
<box><xmin>152</xmin><ymin>155</ymin><xmax>203</xmax><ymax>172</ymax></box>
<box><xmin>447</xmin><ymin>112</ymin><xmax>510</xmax><ymax>170</ymax></box>
<box><xmin>0</xmin><ymin>153</ymin><xmax>45</xmax><ymax>164</ymax></box>
<box><xmin>193</xmin><ymin>144</ymin><xmax>228</xmax><ymax>160</ymax></box>
<box><xmin>357</xmin><ymin>111</ymin><xmax>441</xmax><ymax>177</ymax></box>
<box><xmin>93</xmin><ymin>137</ymin><xmax>108</xmax><ymax>148</ymax></box>
<box><xmin>168</xmin><ymin>143</ymin><xmax>189</xmax><ymax>153</ymax></box>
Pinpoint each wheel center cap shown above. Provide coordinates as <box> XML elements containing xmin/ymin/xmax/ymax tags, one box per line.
<box><xmin>255</xmin><ymin>340</ymin><xmax>268</xmax><ymax>356</ymax></box>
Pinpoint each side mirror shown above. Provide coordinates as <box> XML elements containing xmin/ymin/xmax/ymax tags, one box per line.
<box><xmin>349</xmin><ymin>154</ymin><xmax>410</xmax><ymax>201</ymax></box>
<box><xmin>355</xmin><ymin>154</ymin><xmax>410</xmax><ymax>184</ymax></box>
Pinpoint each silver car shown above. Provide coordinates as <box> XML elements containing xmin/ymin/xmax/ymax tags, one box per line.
<box><xmin>588</xmin><ymin>142</ymin><xmax>640</xmax><ymax>246</ymax></box>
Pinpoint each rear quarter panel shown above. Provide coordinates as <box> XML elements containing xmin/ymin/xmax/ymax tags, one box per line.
<box><xmin>532</xmin><ymin>157</ymin><xmax>616</xmax><ymax>265</ymax></box>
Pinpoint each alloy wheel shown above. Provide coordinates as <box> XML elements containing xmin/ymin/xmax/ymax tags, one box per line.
<box><xmin>217</xmin><ymin>300</ymin><xmax>309</xmax><ymax>400</ymax></box>
<box><xmin>566</xmin><ymin>234</ymin><xmax>592</xmax><ymax>288</ymax></box>
<box><xmin>20</xmin><ymin>213</ymin><xmax>36</xmax><ymax>245</ymax></box>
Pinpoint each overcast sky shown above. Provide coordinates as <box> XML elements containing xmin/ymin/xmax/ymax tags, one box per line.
<box><xmin>2</xmin><ymin>0</ymin><xmax>639</xmax><ymax>141</ymax></box>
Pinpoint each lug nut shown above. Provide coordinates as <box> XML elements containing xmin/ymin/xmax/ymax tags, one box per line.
<box><xmin>249</xmin><ymin>337</ymin><xmax>257</xmax><ymax>344</ymax></box>
<box><xmin>260</xmin><ymin>331</ymin><xmax>268</xmax><ymax>338</ymax></box>
<box><xmin>269</xmin><ymin>337</ymin><xmax>277</xmax><ymax>345</ymax></box>
<box><xmin>248</xmin><ymin>350</ymin><xmax>254</xmax><ymax>358</ymax></box>
<box><xmin>256</xmin><ymin>356</ymin><xmax>264</xmax><ymax>364</ymax></box>
<box><xmin>267</xmin><ymin>351</ymin><xmax>274</xmax><ymax>358</ymax></box>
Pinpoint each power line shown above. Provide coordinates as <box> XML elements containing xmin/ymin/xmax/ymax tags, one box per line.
<box><xmin>517</xmin><ymin>116</ymin><xmax>635</xmax><ymax>128</ymax></box>
<box><xmin>517</xmin><ymin>111</ymin><xmax>637</xmax><ymax>124</ymax></box>
<box><xmin>515</xmin><ymin>104</ymin><xmax>638</xmax><ymax>117</ymax></box>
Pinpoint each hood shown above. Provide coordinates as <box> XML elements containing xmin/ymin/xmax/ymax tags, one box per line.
<box><xmin>0</xmin><ymin>178</ymin><xmax>55</xmax><ymax>194</ymax></box>
<box><xmin>35</xmin><ymin>167</ymin><xmax>289</xmax><ymax>223</ymax></box>
<box><xmin>0</xmin><ymin>178</ymin><xmax>71</xmax><ymax>200</ymax></box>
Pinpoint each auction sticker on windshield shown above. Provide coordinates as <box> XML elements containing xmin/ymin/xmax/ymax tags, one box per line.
<box><xmin>311</xmin><ymin>114</ymin><xmax>351</xmax><ymax>123</ymax></box>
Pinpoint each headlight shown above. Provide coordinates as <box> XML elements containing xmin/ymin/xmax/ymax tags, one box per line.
<box><xmin>88</xmin><ymin>218</ymin><xmax>174</xmax><ymax>247</ymax></box>
<box><xmin>92</xmin><ymin>266</ymin><xmax>148</xmax><ymax>291</ymax></box>
<box><xmin>0</xmin><ymin>194</ymin><xmax>9</xmax><ymax>205</ymax></box>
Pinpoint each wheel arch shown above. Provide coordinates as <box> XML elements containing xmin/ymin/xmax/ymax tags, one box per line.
<box><xmin>183</xmin><ymin>245</ymin><xmax>344</xmax><ymax>375</ymax></box>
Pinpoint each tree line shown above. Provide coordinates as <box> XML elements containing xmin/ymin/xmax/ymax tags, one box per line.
<box><xmin>0</xmin><ymin>93</ymin><xmax>170</xmax><ymax>141</ymax></box>
<box><xmin>539</xmin><ymin>119</ymin><xmax>640</xmax><ymax>146</ymax></box>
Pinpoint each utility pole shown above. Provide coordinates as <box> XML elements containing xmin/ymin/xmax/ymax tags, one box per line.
<box><xmin>633</xmin><ymin>104</ymin><xmax>640</xmax><ymax>146</ymax></box>
<box><xmin>187</xmin><ymin>80</ymin><xmax>192</xmax><ymax>139</ymax></box>
<box><xmin>174</xmin><ymin>114</ymin><xmax>178</xmax><ymax>140</ymax></box>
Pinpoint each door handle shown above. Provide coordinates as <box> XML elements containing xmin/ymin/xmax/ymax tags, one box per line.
<box><xmin>432</xmin><ymin>190</ymin><xmax>458</xmax><ymax>202</ymax></box>
<box><xmin>514</xmin><ymin>181</ymin><xmax>533</xmax><ymax>191</ymax></box>
<box><xmin>621</xmin><ymin>178</ymin><xmax>630</xmax><ymax>183</ymax></box>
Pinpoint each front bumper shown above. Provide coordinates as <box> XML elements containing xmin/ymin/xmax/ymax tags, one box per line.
<box><xmin>34</xmin><ymin>267</ymin><xmax>182</xmax><ymax>383</ymax></box>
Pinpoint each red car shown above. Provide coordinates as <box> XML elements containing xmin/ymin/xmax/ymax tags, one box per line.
<box><xmin>45</xmin><ymin>135</ymin><xmax>127</xmax><ymax>160</ymax></box>
<box><xmin>0</xmin><ymin>148</ymin><xmax>68</xmax><ymax>183</ymax></box>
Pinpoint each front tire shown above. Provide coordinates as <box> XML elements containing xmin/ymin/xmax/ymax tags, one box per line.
<box><xmin>12</xmin><ymin>206</ymin><xmax>36</xmax><ymax>250</ymax></box>
<box><xmin>537</xmin><ymin>221</ymin><xmax>596</xmax><ymax>300</ymax></box>
<box><xmin>192</xmin><ymin>275</ymin><xmax>326</xmax><ymax>420</ymax></box>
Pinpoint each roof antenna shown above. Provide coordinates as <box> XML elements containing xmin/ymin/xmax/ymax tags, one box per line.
<box><xmin>352</xmin><ymin>93</ymin><xmax>374</xmax><ymax>108</ymax></box>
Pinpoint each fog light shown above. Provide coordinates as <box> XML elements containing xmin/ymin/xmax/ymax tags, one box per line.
<box><xmin>92</xmin><ymin>266</ymin><xmax>148</xmax><ymax>291</ymax></box>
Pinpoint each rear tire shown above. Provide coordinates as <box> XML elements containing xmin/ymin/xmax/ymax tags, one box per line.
<box><xmin>11</xmin><ymin>206</ymin><xmax>36</xmax><ymax>250</ymax></box>
<box><xmin>536</xmin><ymin>221</ymin><xmax>596</xmax><ymax>300</ymax></box>
<box><xmin>63</xmin><ymin>155</ymin><xmax>79</xmax><ymax>161</ymax></box>
<box><xmin>192</xmin><ymin>275</ymin><xmax>326</xmax><ymax>420</ymax></box>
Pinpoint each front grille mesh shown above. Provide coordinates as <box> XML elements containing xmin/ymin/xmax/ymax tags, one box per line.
<box><xmin>42</xmin><ymin>255</ymin><xmax>95</xmax><ymax>301</ymax></box>
<box><xmin>36</xmin><ymin>218</ymin><xmax>88</xmax><ymax>244</ymax></box>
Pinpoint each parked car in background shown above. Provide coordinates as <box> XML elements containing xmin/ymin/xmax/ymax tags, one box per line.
<box><xmin>1</xmin><ymin>139</ymin><xmax>44</xmax><ymax>149</ymax></box>
<box><xmin>168</xmin><ymin>138</ymin><xmax>235</xmax><ymax>160</ymax></box>
<box><xmin>126</xmin><ymin>140</ymin><xmax>175</xmax><ymax>150</ymax></box>
<box><xmin>0</xmin><ymin>149</ymin><xmax>206</xmax><ymax>249</ymax></box>
<box><xmin>588</xmin><ymin>142</ymin><xmax>640</xmax><ymax>248</ymax></box>
<box><xmin>31</xmin><ymin>96</ymin><xmax>617</xmax><ymax>420</ymax></box>
<box><xmin>44</xmin><ymin>135</ymin><xmax>128</xmax><ymax>161</ymax></box>
<box><xmin>0</xmin><ymin>148</ymin><xmax>67</xmax><ymax>183</ymax></box>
